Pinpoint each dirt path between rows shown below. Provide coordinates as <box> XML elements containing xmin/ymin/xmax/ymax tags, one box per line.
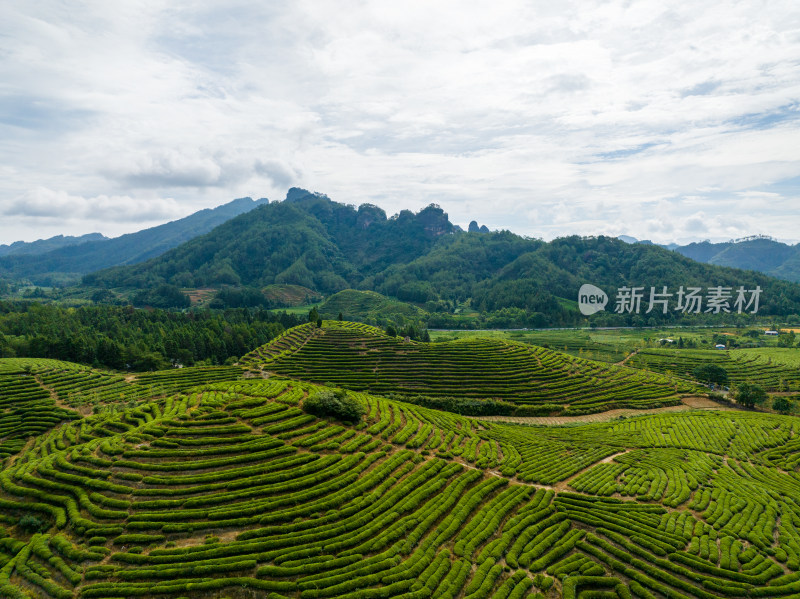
<box><xmin>473</xmin><ymin>396</ymin><xmax>734</xmax><ymax>426</ymax></box>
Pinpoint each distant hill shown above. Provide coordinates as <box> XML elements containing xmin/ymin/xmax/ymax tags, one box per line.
<box><xmin>621</xmin><ymin>235</ymin><xmax>800</xmax><ymax>283</ymax></box>
<box><xmin>0</xmin><ymin>232</ymin><xmax>107</xmax><ymax>257</ymax></box>
<box><xmin>674</xmin><ymin>237</ymin><xmax>800</xmax><ymax>282</ymax></box>
<box><xmin>319</xmin><ymin>289</ymin><xmax>426</xmax><ymax>322</ymax></box>
<box><xmin>0</xmin><ymin>197</ymin><xmax>269</xmax><ymax>285</ymax></box>
<box><xmin>81</xmin><ymin>189</ymin><xmax>800</xmax><ymax>325</ymax></box>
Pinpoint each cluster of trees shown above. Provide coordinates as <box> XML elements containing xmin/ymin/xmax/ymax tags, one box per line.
<box><xmin>692</xmin><ymin>364</ymin><xmax>729</xmax><ymax>386</ymax></box>
<box><xmin>384</xmin><ymin>323</ymin><xmax>430</xmax><ymax>342</ymax></box>
<box><xmin>0</xmin><ymin>302</ymin><xmax>302</xmax><ymax>370</ymax></box>
<box><xmin>692</xmin><ymin>363</ymin><xmax>794</xmax><ymax>414</ymax></box>
<box><xmin>730</xmin><ymin>381</ymin><xmax>792</xmax><ymax>414</ymax></box>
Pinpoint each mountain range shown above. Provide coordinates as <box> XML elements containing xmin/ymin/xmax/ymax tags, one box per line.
<box><xmin>620</xmin><ymin>235</ymin><xmax>800</xmax><ymax>283</ymax></box>
<box><xmin>0</xmin><ymin>197</ymin><xmax>269</xmax><ymax>285</ymax></box>
<box><xmin>0</xmin><ymin>232</ymin><xmax>108</xmax><ymax>257</ymax></box>
<box><xmin>79</xmin><ymin>188</ymin><xmax>800</xmax><ymax>325</ymax></box>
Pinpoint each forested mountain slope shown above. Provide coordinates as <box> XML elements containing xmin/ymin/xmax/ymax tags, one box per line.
<box><xmin>0</xmin><ymin>197</ymin><xmax>269</xmax><ymax>285</ymax></box>
<box><xmin>0</xmin><ymin>233</ymin><xmax>107</xmax><ymax>258</ymax></box>
<box><xmin>82</xmin><ymin>189</ymin><xmax>800</xmax><ymax>323</ymax></box>
<box><xmin>674</xmin><ymin>238</ymin><xmax>800</xmax><ymax>283</ymax></box>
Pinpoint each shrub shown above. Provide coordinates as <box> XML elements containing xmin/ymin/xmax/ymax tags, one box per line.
<box><xmin>18</xmin><ymin>515</ymin><xmax>46</xmax><ymax>533</ymax></box>
<box><xmin>773</xmin><ymin>396</ymin><xmax>792</xmax><ymax>414</ymax></box>
<box><xmin>303</xmin><ymin>389</ymin><xmax>366</xmax><ymax>423</ymax></box>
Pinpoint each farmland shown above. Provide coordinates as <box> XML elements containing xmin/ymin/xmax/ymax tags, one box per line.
<box><xmin>243</xmin><ymin>322</ymin><xmax>694</xmax><ymax>415</ymax></box>
<box><xmin>628</xmin><ymin>349</ymin><xmax>800</xmax><ymax>391</ymax></box>
<box><xmin>0</xmin><ymin>325</ymin><xmax>799</xmax><ymax>597</ymax></box>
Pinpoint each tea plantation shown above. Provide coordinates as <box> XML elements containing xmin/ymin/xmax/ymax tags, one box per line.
<box><xmin>242</xmin><ymin>322</ymin><xmax>693</xmax><ymax>414</ymax></box>
<box><xmin>1</xmin><ymin>334</ymin><xmax>800</xmax><ymax>598</ymax></box>
<box><xmin>629</xmin><ymin>349</ymin><xmax>800</xmax><ymax>391</ymax></box>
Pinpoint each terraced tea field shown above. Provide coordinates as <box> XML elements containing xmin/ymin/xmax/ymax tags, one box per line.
<box><xmin>1</xmin><ymin>364</ymin><xmax>800</xmax><ymax>599</ymax></box>
<box><xmin>243</xmin><ymin>322</ymin><xmax>693</xmax><ymax>413</ymax></box>
<box><xmin>629</xmin><ymin>348</ymin><xmax>800</xmax><ymax>391</ymax></box>
<box><xmin>0</xmin><ymin>359</ymin><xmax>242</xmax><ymax>461</ymax></box>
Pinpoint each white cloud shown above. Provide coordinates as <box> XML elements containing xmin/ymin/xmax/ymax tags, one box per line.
<box><xmin>5</xmin><ymin>187</ymin><xmax>185</xmax><ymax>222</ymax></box>
<box><xmin>0</xmin><ymin>0</ymin><xmax>798</xmax><ymax>244</ymax></box>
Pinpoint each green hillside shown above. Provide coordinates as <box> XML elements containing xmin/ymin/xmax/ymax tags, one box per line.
<box><xmin>0</xmin><ymin>197</ymin><xmax>269</xmax><ymax>286</ymax></box>
<box><xmin>243</xmin><ymin>322</ymin><xmax>693</xmax><ymax>414</ymax></box>
<box><xmin>319</xmin><ymin>290</ymin><xmax>425</xmax><ymax>322</ymax></box>
<box><xmin>674</xmin><ymin>237</ymin><xmax>800</xmax><ymax>283</ymax></box>
<box><xmin>77</xmin><ymin>189</ymin><xmax>800</xmax><ymax>325</ymax></box>
<box><xmin>0</xmin><ymin>234</ymin><xmax>107</xmax><ymax>258</ymax></box>
<box><xmin>1</xmin><ymin>358</ymin><xmax>800</xmax><ymax>598</ymax></box>
<box><xmin>628</xmin><ymin>348</ymin><xmax>800</xmax><ymax>391</ymax></box>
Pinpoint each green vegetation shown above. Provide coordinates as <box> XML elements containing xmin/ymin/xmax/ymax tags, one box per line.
<box><xmin>0</xmin><ymin>302</ymin><xmax>302</xmax><ymax>370</ymax></box>
<box><xmin>243</xmin><ymin>321</ymin><xmax>692</xmax><ymax>415</ymax></box>
<box><xmin>675</xmin><ymin>236</ymin><xmax>800</xmax><ymax>283</ymax></box>
<box><xmin>629</xmin><ymin>348</ymin><xmax>800</xmax><ymax>391</ymax></box>
<box><xmin>692</xmin><ymin>364</ymin><xmax>729</xmax><ymax>386</ymax></box>
<box><xmin>302</xmin><ymin>388</ymin><xmax>366</xmax><ymax>423</ymax></box>
<box><xmin>0</xmin><ymin>359</ymin><xmax>800</xmax><ymax>598</ymax></box>
<box><xmin>319</xmin><ymin>289</ymin><xmax>426</xmax><ymax>324</ymax></box>
<box><xmin>733</xmin><ymin>383</ymin><xmax>768</xmax><ymax>408</ymax></box>
<box><xmin>72</xmin><ymin>190</ymin><xmax>800</xmax><ymax>327</ymax></box>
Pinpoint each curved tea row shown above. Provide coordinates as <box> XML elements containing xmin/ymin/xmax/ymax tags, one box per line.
<box><xmin>1</xmin><ymin>373</ymin><xmax>800</xmax><ymax>598</ymax></box>
<box><xmin>243</xmin><ymin>322</ymin><xmax>693</xmax><ymax>414</ymax></box>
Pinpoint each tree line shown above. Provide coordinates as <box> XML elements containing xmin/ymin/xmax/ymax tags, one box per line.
<box><xmin>0</xmin><ymin>302</ymin><xmax>302</xmax><ymax>371</ymax></box>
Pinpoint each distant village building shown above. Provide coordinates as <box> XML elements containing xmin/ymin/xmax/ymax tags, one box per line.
<box><xmin>765</xmin><ymin>330</ymin><xmax>779</xmax><ymax>336</ymax></box>
<box><xmin>715</xmin><ymin>344</ymin><xmax>726</xmax><ymax>349</ymax></box>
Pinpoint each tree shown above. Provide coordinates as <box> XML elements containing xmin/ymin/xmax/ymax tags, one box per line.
<box><xmin>692</xmin><ymin>364</ymin><xmax>728</xmax><ymax>386</ymax></box>
<box><xmin>734</xmin><ymin>383</ymin><xmax>767</xmax><ymax>408</ymax></box>
<box><xmin>385</xmin><ymin>324</ymin><xmax>397</xmax><ymax>337</ymax></box>
<box><xmin>308</xmin><ymin>306</ymin><xmax>319</xmax><ymax>323</ymax></box>
<box><xmin>778</xmin><ymin>331</ymin><xmax>796</xmax><ymax>347</ymax></box>
<box><xmin>302</xmin><ymin>388</ymin><xmax>365</xmax><ymax>423</ymax></box>
<box><xmin>773</xmin><ymin>396</ymin><xmax>792</xmax><ymax>414</ymax></box>
<box><xmin>338</xmin><ymin>312</ymin><xmax>343</xmax><ymax>321</ymax></box>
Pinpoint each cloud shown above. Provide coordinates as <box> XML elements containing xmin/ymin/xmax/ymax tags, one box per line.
<box><xmin>254</xmin><ymin>159</ymin><xmax>301</xmax><ymax>189</ymax></box>
<box><xmin>4</xmin><ymin>187</ymin><xmax>185</xmax><ymax>222</ymax></box>
<box><xmin>112</xmin><ymin>152</ymin><xmax>224</xmax><ymax>188</ymax></box>
<box><xmin>0</xmin><ymin>1</ymin><xmax>798</xmax><ymax>244</ymax></box>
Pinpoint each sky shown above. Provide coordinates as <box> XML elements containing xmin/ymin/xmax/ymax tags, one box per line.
<box><xmin>1</xmin><ymin>1</ymin><xmax>799</xmax><ymax>245</ymax></box>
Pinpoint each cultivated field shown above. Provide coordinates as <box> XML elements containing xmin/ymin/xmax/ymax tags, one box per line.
<box><xmin>243</xmin><ymin>322</ymin><xmax>694</xmax><ymax>415</ymax></box>
<box><xmin>0</xmin><ymin>326</ymin><xmax>799</xmax><ymax>598</ymax></box>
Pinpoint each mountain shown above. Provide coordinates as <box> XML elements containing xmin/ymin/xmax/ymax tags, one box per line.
<box><xmin>673</xmin><ymin>237</ymin><xmax>800</xmax><ymax>282</ymax></box>
<box><xmin>81</xmin><ymin>189</ymin><xmax>800</xmax><ymax>325</ymax></box>
<box><xmin>0</xmin><ymin>232</ymin><xmax>107</xmax><ymax>257</ymax></box>
<box><xmin>620</xmin><ymin>235</ymin><xmax>800</xmax><ymax>283</ymax></box>
<box><xmin>0</xmin><ymin>197</ymin><xmax>270</xmax><ymax>285</ymax></box>
<box><xmin>86</xmin><ymin>189</ymin><xmax>454</xmax><ymax>292</ymax></box>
